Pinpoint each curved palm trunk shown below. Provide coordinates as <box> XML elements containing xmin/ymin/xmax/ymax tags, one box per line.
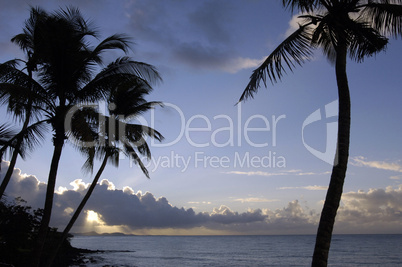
<box><xmin>0</xmin><ymin>69</ymin><xmax>34</xmax><ymax>199</ymax></box>
<box><xmin>45</xmin><ymin>155</ymin><xmax>109</xmax><ymax>267</ymax></box>
<box><xmin>0</xmin><ymin>105</ymin><xmax>31</xmax><ymax>198</ymax></box>
<box><xmin>32</xmin><ymin>135</ymin><xmax>65</xmax><ymax>267</ymax></box>
<box><xmin>312</xmin><ymin>43</ymin><xmax>351</xmax><ymax>266</ymax></box>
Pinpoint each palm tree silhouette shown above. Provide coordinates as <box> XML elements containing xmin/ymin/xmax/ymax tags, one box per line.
<box><xmin>0</xmin><ymin>8</ymin><xmax>49</xmax><ymax>196</ymax></box>
<box><xmin>239</xmin><ymin>1</ymin><xmax>402</xmax><ymax>266</ymax></box>
<box><xmin>45</xmin><ymin>71</ymin><xmax>163</xmax><ymax>267</ymax></box>
<box><xmin>0</xmin><ymin>58</ymin><xmax>48</xmax><ymax>199</ymax></box>
<box><xmin>8</xmin><ymin>7</ymin><xmax>162</xmax><ymax>266</ymax></box>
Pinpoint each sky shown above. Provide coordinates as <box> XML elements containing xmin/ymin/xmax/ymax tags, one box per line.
<box><xmin>0</xmin><ymin>0</ymin><xmax>401</xmax><ymax>235</ymax></box>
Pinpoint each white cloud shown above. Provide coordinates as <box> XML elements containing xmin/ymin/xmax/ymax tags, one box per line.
<box><xmin>100</xmin><ymin>179</ymin><xmax>116</xmax><ymax>190</ymax></box>
<box><xmin>234</xmin><ymin>198</ymin><xmax>279</xmax><ymax>203</ymax></box>
<box><xmin>224</xmin><ymin>170</ymin><xmax>329</xmax><ymax>177</ymax></box>
<box><xmin>123</xmin><ymin>186</ymin><xmax>135</xmax><ymax>195</ymax></box>
<box><xmin>224</xmin><ymin>171</ymin><xmax>286</xmax><ymax>177</ymax></box>
<box><xmin>284</xmin><ymin>14</ymin><xmax>303</xmax><ymax>37</ymax></box>
<box><xmin>351</xmin><ymin>156</ymin><xmax>402</xmax><ymax>172</ymax></box>
<box><xmin>336</xmin><ymin>186</ymin><xmax>402</xmax><ymax>233</ymax></box>
<box><xmin>278</xmin><ymin>185</ymin><xmax>328</xmax><ymax>191</ymax></box>
<box><xmin>188</xmin><ymin>201</ymin><xmax>212</xmax><ymax>205</ymax></box>
<box><xmin>70</xmin><ymin>179</ymin><xmax>89</xmax><ymax>191</ymax></box>
<box><xmin>221</xmin><ymin>57</ymin><xmax>266</xmax><ymax>73</ymax></box>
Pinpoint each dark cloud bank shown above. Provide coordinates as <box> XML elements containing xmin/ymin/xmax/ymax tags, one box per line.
<box><xmin>1</xmin><ymin>161</ymin><xmax>401</xmax><ymax>235</ymax></box>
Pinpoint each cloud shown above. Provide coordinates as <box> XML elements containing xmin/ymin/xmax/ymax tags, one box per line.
<box><xmin>0</xmin><ymin>163</ymin><xmax>266</xmax><ymax>232</ymax></box>
<box><xmin>351</xmin><ymin>156</ymin><xmax>402</xmax><ymax>172</ymax></box>
<box><xmin>0</xmin><ymin>161</ymin><xmax>47</xmax><ymax>208</ymax></box>
<box><xmin>278</xmin><ymin>185</ymin><xmax>328</xmax><ymax>191</ymax></box>
<box><xmin>2</xmin><ymin>162</ymin><xmax>401</xmax><ymax>235</ymax></box>
<box><xmin>188</xmin><ymin>201</ymin><xmax>212</xmax><ymax>205</ymax></box>
<box><xmin>224</xmin><ymin>171</ymin><xmax>288</xmax><ymax>177</ymax></box>
<box><xmin>222</xmin><ymin>57</ymin><xmax>266</xmax><ymax>73</ymax></box>
<box><xmin>0</xmin><ymin>0</ymin><xmax>265</xmax><ymax>74</ymax></box>
<box><xmin>224</xmin><ymin>170</ymin><xmax>330</xmax><ymax>177</ymax></box>
<box><xmin>122</xmin><ymin>0</ymin><xmax>263</xmax><ymax>73</ymax></box>
<box><xmin>171</xmin><ymin>42</ymin><xmax>264</xmax><ymax>73</ymax></box>
<box><xmin>187</xmin><ymin>0</ymin><xmax>232</xmax><ymax>45</ymax></box>
<box><xmin>234</xmin><ymin>198</ymin><xmax>279</xmax><ymax>203</ymax></box>
<box><xmin>336</xmin><ymin>186</ymin><xmax>402</xmax><ymax>233</ymax></box>
<box><xmin>284</xmin><ymin>14</ymin><xmax>303</xmax><ymax>37</ymax></box>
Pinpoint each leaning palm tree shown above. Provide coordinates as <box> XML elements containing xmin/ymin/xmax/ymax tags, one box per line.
<box><xmin>0</xmin><ymin>8</ymin><xmax>55</xmax><ymax>199</ymax></box>
<box><xmin>0</xmin><ymin>59</ymin><xmax>48</xmax><ymax>199</ymax></box>
<box><xmin>239</xmin><ymin>1</ymin><xmax>402</xmax><ymax>266</ymax></box>
<box><xmin>10</xmin><ymin>7</ymin><xmax>161</xmax><ymax>266</ymax></box>
<box><xmin>45</xmin><ymin>79</ymin><xmax>163</xmax><ymax>266</ymax></box>
<box><xmin>0</xmin><ymin>7</ymin><xmax>56</xmax><ymax>199</ymax></box>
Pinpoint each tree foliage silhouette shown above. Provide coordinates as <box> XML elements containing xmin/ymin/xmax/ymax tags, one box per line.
<box><xmin>46</xmin><ymin>67</ymin><xmax>163</xmax><ymax>267</ymax></box>
<box><xmin>3</xmin><ymin>6</ymin><xmax>162</xmax><ymax>266</ymax></box>
<box><xmin>0</xmin><ymin>198</ymin><xmax>42</xmax><ymax>266</ymax></box>
<box><xmin>0</xmin><ymin>9</ymin><xmax>51</xmax><ymax>196</ymax></box>
<box><xmin>0</xmin><ymin>59</ymin><xmax>48</xmax><ymax>199</ymax></box>
<box><xmin>239</xmin><ymin>1</ymin><xmax>402</xmax><ymax>266</ymax></box>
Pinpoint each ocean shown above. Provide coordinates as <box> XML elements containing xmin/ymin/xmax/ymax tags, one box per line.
<box><xmin>70</xmin><ymin>234</ymin><xmax>402</xmax><ymax>266</ymax></box>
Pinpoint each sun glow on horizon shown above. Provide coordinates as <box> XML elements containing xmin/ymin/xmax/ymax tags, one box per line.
<box><xmin>86</xmin><ymin>210</ymin><xmax>101</xmax><ymax>223</ymax></box>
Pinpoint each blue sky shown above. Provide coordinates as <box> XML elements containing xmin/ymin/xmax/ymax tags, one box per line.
<box><xmin>0</xmin><ymin>0</ymin><xmax>401</xmax><ymax>235</ymax></box>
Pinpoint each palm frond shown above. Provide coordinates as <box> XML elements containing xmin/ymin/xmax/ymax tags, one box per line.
<box><xmin>21</xmin><ymin>120</ymin><xmax>48</xmax><ymax>156</ymax></box>
<box><xmin>109</xmin><ymin>76</ymin><xmax>163</xmax><ymax>116</ymax></box>
<box><xmin>360</xmin><ymin>2</ymin><xmax>402</xmax><ymax>38</ymax></box>
<box><xmin>77</xmin><ymin>57</ymin><xmax>161</xmax><ymax>103</ymax></box>
<box><xmin>91</xmin><ymin>34</ymin><xmax>133</xmax><ymax>61</ymax></box>
<box><xmin>1</xmin><ymin>59</ymin><xmax>24</xmax><ymax>69</ymax></box>
<box><xmin>53</xmin><ymin>5</ymin><xmax>98</xmax><ymax>38</ymax></box>
<box><xmin>105</xmin><ymin>147</ymin><xmax>121</xmax><ymax>168</ymax></box>
<box><xmin>0</xmin><ymin>123</ymin><xmax>17</xmax><ymax>164</ymax></box>
<box><xmin>64</xmin><ymin>107</ymin><xmax>99</xmax><ymax>147</ymax></box>
<box><xmin>0</xmin><ymin>123</ymin><xmax>16</xmax><ymax>146</ymax></box>
<box><xmin>126</xmin><ymin>123</ymin><xmax>164</xmax><ymax>143</ymax></box>
<box><xmin>0</xmin><ymin>83</ymin><xmax>47</xmax><ymax>121</ymax></box>
<box><xmin>239</xmin><ymin>23</ymin><xmax>314</xmax><ymax>102</ymax></box>
<box><xmin>116</xmin><ymin>101</ymin><xmax>164</xmax><ymax>118</ymax></box>
<box><xmin>282</xmin><ymin>0</ymin><xmax>322</xmax><ymax>12</ymax></box>
<box><xmin>0</xmin><ymin>63</ymin><xmax>50</xmax><ymax>106</ymax></box>
<box><xmin>0</xmin><ymin>120</ymin><xmax>48</xmax><ymax>160</ymax></box>
<box><xmin>81</xmin><ymin>152</ymin><xmax>96</xmax><ymax>174</ymax></box>
<box><xmin>310</xmin><ymin>15</ymin><xmax>338</xmax><ymax>63</ymax></box>
<box><xmin>124</xmin><ymin>145</ymin><xmax>150</xmax><ymax>178</ymax></box>
<box><xmin>105</xmin><ymin>57</ymin><xmax>162</xmax><ymax>86</ymax></box>
<box><xmin>346</xmin><ymin>19</ymin><xmax>389</xmax><ymax>61</ymax></box>
<box><xmin>78</xmin><ymin>74</ymin><xmax>147</xmax><ymax>103</ymax></box>
<box><xmin>81</xmin><ymin>145</ymin><xmax>121</xmax><ymax>174</ymax></box>
<box><xmin>11</xmin><ymin>6</ymin><xmax>49</xmax><ymax>53</ymax></box>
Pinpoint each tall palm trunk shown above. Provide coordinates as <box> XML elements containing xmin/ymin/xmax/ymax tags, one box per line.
<box><xmin>45</xmin><ymin>155</ymin><xmax>109</xmax><ymax>267</ymax></box>
<box><xmin>0</xmin><ymin>69</ymin><xmax>34</xmax><ymax>199</ymax></box>
<box><xmin>312</xmin><ymin>41</ymin><xmax>351</xmax><ymax>267</ymax></box>
<box><xmin>32</xmin><ymin>134</ymin><xmax>65</xmax><ymax>267</ymax></box>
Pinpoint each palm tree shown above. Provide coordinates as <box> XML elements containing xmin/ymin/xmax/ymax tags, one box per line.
<box><xmin>0</xmin><ymin>7</ymin><xmax>59</xmax><ymax>199</ymax></box>
<box><xmin>239</xmin><ymin>1</ymin><xmax>402</xmax><ymax>266</ymax></box>
<box><xmin>0</xmin><ymin>59</ymin><xmax>48</xmax><ymax>199</ymax></box>
<box><xmin>45</xmin><ymin>79</ymin><xmax>163</xmax><ymax>267</ymax></box>
<box><xmin>10</xmin><ymin>7</ymin><xmax>162</xmax><ymax>266</ymax></box>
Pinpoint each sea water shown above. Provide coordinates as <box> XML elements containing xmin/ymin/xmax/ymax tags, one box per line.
<box><xmin>70</xmin><ymin>234</ymin><xmax>402</xmax><ymax>266</ymax></box>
